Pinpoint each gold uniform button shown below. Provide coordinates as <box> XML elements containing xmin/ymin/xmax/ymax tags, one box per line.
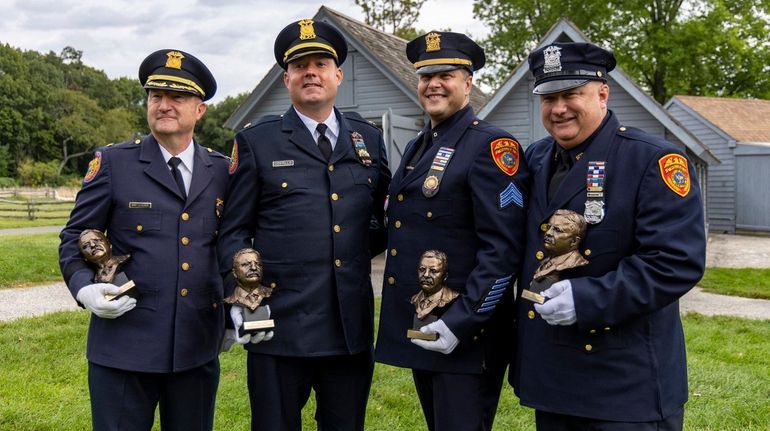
<box><xmin>181</xmin><ymin>237</ymin><xmax>190</xmax><ymax>245</ymax></box>
<box><xmin>604</xmin><ymin>327</ymin><xmax>611</xmax><ymax>332</ymax></box>
<box><xmin>397</xmin><ymin>194</ymin><xmax>404</xmax><ymax>202</ymax></box>
<box><xmin>585</xmin><ymin>344</ymin><xmax>593</xmax><ymax>352</ymax></box>
<box><xmin>368</xmin><ymin>177</ymin><xmax>372</xmax><ymax>184</ymax></box>
<box><xmin>331</xmin><ymin>193</ymin><xmax>339</xmax><ymax>201</ymax></box>
<box><xmin>426</xmin><ymin>211</ymin><xmax>433</xmax><ymax>218</ymax></box>
<box><xmin>536</xmin><ymin>251</ymin><xmax>545</xmax><ymax>260</ymax></box>
<box><xmin>590</xmin><ymin>329</ymin><xmax>596</xmax><ymax>334</ymax></box>
<box><xmin>181</xmin><ymin>212</ymin><xmax>190</xmax><ymax>221</ymax></box>
<box><xmin>333</xmin><ymin>225</ymin><xmax>341</xmax><ymax>233</ymax></box>
<box><xmin>181</xmin><ymin>262</ymin><xmax>190</xmax><ymax>271</ymax></box>
<box><xmin>328</xmin><ymin>164</ymin><xmax>334</xmax><ymax>172</ymax></box>
<box><xmin>540</xmin><ymin>223</ymin><xmax>548</xmax><ymax>232</ymax></box>
<box><xmin>334</xmin><ymin>259</ymin><xmax>342</xmax><ymax>268</ymax></box>
<box><xmin>394</xmin><ymin>220</ymin><xmax>402</xmax><ymax>229</ymax></box>
<box><xmin>387</xmin><ymin>276</ymin><xmax>395</xmax><ymax>285</ymax></box>
<box><xmin>527</xmin><ymin>310</ymin><xmax>535</xmax><ymax>320</ymax></box>
<box><xmin>136</xmin><ymin>224</ymin><xmax>143</xmax><ymax>232</ymax></box>
<box><xmin>473</xmin><ymin>336</ymin><xmax>479</xmax><ymax>341</ymax></box>
<box><xmin>269</xmin><ymin>282</ymin><xmax>277</xmax><ymax>288</ymax></box>
<box><xmin>180</xmin><ymin>288</ymin><xmax>188</xmax><ymax>297</ymax></box>
<box><xmin>480</xmin><ymin>328</ymin><xmax>485</xmax><ymax>334</ymax></box>
<box><xmin>584</xmin><ymin>249</ymin><xmax>592</xmax><ymax>256</ymax></box>
<box><xmin>281</xmin><ymin>182</ymin><xmax>288</xmax><ymax>188</ymax></box>
<box><xmin>619</xmin><ymin>126</ymin><xmax>627</xmax><ymax>132</ymax></box>
<box><xmin>390</xmin><ymin>249</ymin><xmax>397</xmax><ymax>257</ymax></box>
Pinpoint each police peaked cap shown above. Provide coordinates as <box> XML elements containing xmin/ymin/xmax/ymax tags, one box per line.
<box><xmin>274</xmin><ymin>19</ymin><xmax>348</xmax><ymax>69</ymax></box>
<box><xmin>528</xmin><ymin>42</ymin><xmax>616</xmax><ymax>95</ymax></box>
<box><xmin>139</xmin><ymin>49</ymin><xmax>217</xmax><ymax>101</ymax></box>
<box><xmin>406</xmin><ymin>31</ymin><xmax>485</xmax><ymax>75</ymax></box>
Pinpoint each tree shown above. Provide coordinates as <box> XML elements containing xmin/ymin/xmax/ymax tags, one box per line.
<box><xmin>355</xmin><ymin>0</ymin><xmax>427</xmax><ymax>39</ymax></box>
<box><xmin>195</xmin><ymin>93</ymin><xmax>249</xmax><ymax>155</ymax></box>
<box><xmin>473</xmin><ymin>0</ymin><xmax>770</xmax><ymax>103</ymax></box>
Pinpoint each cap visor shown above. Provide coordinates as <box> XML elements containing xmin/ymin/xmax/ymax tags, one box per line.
<box><xmin>416</xmin><ymin>64</ymin><xmax>470</xmax><ymax>75</ymax></box>
<box><xmin>533</xmin><ymin>79</ymin><xmax>589</xmax><ymax>95</ymax></box>
<box><xmin>285</xmin><ymin>49</ymin><xmax>337</xmax><ymax>65</ymax></box>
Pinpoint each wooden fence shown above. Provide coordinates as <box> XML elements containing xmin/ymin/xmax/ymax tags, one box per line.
<box><xmin>0</xmin><ymin>198</ymin><xmax>74</xmax><ymax>220</ymax></box>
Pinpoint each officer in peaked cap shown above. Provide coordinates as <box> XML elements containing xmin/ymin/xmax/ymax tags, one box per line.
<box><xmin>139</xmin><ymin>48</ymin><xmax>217</xmax><ymax>101</ymax></box>
<box><xmin>512</xmin><ymin>41</ymin><xmax>704</xmax><ymax>430</ymax></box>
<box><xmin>376</xmin><ymin>30</ymin><xmax>529</xmax><ymax>431</ymax></box>
<box><xmin>218</xmin><ymin>16</ymin><xmax>390</xmax><ymax>431</ymax></box>
<box><xmin>273</xmin><ymin>18</ymin><xmax>348</xmax><ymax>69</ymax></box>
<box><xmin>59</xmin><ymin>48</ymin><xmax>229</xmax><ymax>430</ymax></box>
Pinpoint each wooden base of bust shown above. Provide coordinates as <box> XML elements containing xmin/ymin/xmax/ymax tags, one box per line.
<box><xmin>406</xmin><ymin>314</ymin><xmax>439</xmax><ymax>341</ymax></box>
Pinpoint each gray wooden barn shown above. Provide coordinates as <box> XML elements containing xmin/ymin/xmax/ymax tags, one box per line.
<box><xmin>665</xmin><ymin>96</ymin><xmax>770</xmax><ymax>233</ymax></box>
<box><xmin>224</xmin><ymin>6</ymin><xmax>488</xmax><ymax>170</ymax></box>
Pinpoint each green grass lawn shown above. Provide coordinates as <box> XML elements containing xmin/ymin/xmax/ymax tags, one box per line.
<box><xmin>0</xmin><ymin>309</ymin><xmax>768</xmax><ymax>430</ymax></box>
<box><xmin>0</xmin><ymin>233</ymin><xmax>62</xmax><ymax>288</ymax></box>
<box><xmin>698</xmin><ymin>268</ymin><xmax>770</xmax><ymax>299</ymax></box>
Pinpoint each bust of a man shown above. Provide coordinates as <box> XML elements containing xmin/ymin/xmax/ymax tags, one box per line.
<box><xmin>224</xmin><ymin>248</ymin><xmax>273</xmax><ymax>311</ymax></box>
<box><xmin>410</xmin><ymin>250</ymin><xmax>459</xmax><ymax>320</ymax></box>
<box><xmin>79</xmin><ymin>229</ymin><xmax>130</xmax><ymax>283</ymax></box>
<box><xmin>534</xmin><ymin>209</ymin><xmax>589</xmax><ymax>281</ymax></box>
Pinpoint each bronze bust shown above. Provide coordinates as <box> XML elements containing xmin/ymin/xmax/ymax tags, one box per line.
<box><xmin>523</xmin><ymin>209</ymin><xmax>589</xmax><ymax>303</ymax></box>
<box><xmin>224</xmin><ymin>248</ymin><xmax>273</xmax><ymax>312</ymax></box>
<box><xmin>79</xmin><ymin>229</ymin><xmax>130</xmax><ymax>284</ymax></box>
<box><xmin>410</xmin><ymin>250</ymin><xmax>459</xmax><ymax>320</ymax></box>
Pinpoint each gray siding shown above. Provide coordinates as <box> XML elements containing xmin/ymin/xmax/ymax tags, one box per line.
<box><xmin>483</xmin><ymin>79</ymin><xmax>534</xmax><ymax>146</ymax></box>
<box><xmin>667</xmin><ymin>103</ymin><xmax>735</xmax><ymax>233</ymax></box>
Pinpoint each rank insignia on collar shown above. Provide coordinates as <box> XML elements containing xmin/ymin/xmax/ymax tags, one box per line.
<box><xmin>215</xmin><ymin>197</ymin><xmax>224</xmax><ymax>218</ymax></box>
<box><xmin>229</xmin><ymin>140</ymin><xmax>239</xmax><ymax>175</ymax></box>
<box><xmin>490</xmin><ymin>138</ymin><xmax>520</xmax><ymax>176</ymax></box>
<box><xmin>658</xmin><ymin>153</ymin><xmax>690</xmax><ymax>197</ymax></box>
<box><xmin>351</xmin><ymin>132</ymin><xmax>372</xmax><ymax>166</ymax></box>
<box><xmin>83</xmin><ymin>151</ymin><xmax>102</xmax><ymax>183</ymax></box>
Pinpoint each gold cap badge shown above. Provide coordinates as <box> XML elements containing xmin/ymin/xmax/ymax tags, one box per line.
<box><xmin>165</xmin><ymin>51</ymin><xmax>184</xmax><ymax>69</ymax></box>
<box><xmin>299</xmin><ymin>19</ymin><xmax>316</xmax><ymax>40</ymax></box>
<box><xmin>425</xmin><ymin>32</ymin><xmax>441</xmax><ymax>52</ymax></box>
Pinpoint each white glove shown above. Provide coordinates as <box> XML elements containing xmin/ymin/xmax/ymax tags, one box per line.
<box><xmin>410</xmin><ymin>319</ymin><xmax>459</xmax><ymax>354</ymax></box>
<box><xmin>76</xmin><ymin>283</ymin><xmax>136</xmax><ymax>319</ymax></box>
<box><xmin>229</xmin><ymin>305</ymin><xmax>274</xmax><ymax>345</ymax></box>
<box><xmin>534</xmin><ymin>279</ymin><xmax>577</xmax><ymax>325</ymax></box>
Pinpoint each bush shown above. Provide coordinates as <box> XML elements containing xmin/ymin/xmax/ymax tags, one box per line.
<box><xmin>16</xmin><ymin>159</ymin><xmax>63</xmax><ymax>187</ymax></box>
<box><xmin>0</xmin><ymin>177</ymin><xmax>18</xmax><ymax>187</ymax></box>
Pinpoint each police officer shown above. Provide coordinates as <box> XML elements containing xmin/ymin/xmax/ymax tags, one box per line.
<box><xmin>59</xmin><ymin>49</ymin><xmax>229</xmax><ymax>430</ymax></box>
<box><xmin>512</xmin><ymin>42</ymin><xmax>706</xmax><ymax>430</ymax></box>
<box><xmin>216</xmin><ymin>18</ymin><xmax>389</xmax><ymax>431</ymax></box>
<box><xmin>375</xmin><ymin>31</ymin><xmax>530</xmax><ymax>431</ymax></box>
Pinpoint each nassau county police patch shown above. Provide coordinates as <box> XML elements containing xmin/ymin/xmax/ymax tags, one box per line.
<box><xmin>490</xmin><ymin>138</ymin><xmax>520</xmax><ymax>176</ymax></box>
<box><xmin>658</xmin><ymin>153</ymin><xmax>690</xmax><ymax>197</ymax></box>
<box><xmin>83</xmin><ymin>151</ymin><xmax>102</xmax><ymax>183</ymax></box>
<box><xmin>229</xmin><ymin>140</ymin><xmax>239</xmax><ymax>175</ymax></box>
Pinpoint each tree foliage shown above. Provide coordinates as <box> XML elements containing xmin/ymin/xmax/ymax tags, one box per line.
<box><xmin>354</xmin><ymin>0</ymin><xmax>427</xmax><ymax>40</ymax></box>
<box><xmin>0</xmin><ymin>42</ymin><xmax>242</xmax><ymax>181</ymax></box>
<box><xmin>473</xmin><ymin>0</ymin><xmax>770</xmax><ymax>103</ymax></box>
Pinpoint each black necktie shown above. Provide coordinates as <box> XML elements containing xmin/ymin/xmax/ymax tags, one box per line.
<box><xmin>548</xmin><ymin>148</ymin><xmax>571</xmax><ymax>202</ymax></box>
<box><xmin>168</xmin><ymin>157</ymin><xmax>187</xmax><ymax>200</ymax></box>
<box><xmin>404</xmin><ymin>131</ymin><xmax>433</xmax><ymax>175</ymax></box>
<box><xmin>316</xmin><ymin>123</ymin><xmax>333</xmax><ymax>161</ymax></box>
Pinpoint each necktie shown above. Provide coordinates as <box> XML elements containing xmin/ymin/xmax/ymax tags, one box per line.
<box><xmin>168</xmin><ymin>157</ymin><xmax>187</xmax><ymax>200</ymax></box>
<box><xmin>404</xmin><ymin>131</ymin><xmax>433</xmax><ymax>175</ymax></box>
<box><xmin>548</xmin><ymin>148</ymin><xmax>571</xmax><ymax>202</ymax></box>
<box><xmin>316</xmin><ymin>123</ymin><xmax>333</xmax><ymax>161</ymax></box>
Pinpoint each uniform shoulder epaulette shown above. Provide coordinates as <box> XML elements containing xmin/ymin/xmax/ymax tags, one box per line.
<box><xmin>241</xmin><ymin>115</ymin><xmax>282</xmax><ymax>131</ymax></box>
<box><xmin>103</xmin><ymin>137</ymin><xmax>143</xmax><ymax>151</ymax></box>
<box><xmin>205</xmin><ymin>147</ymin><xmax>229</xmax><ymax>160</ymax></box>
<box><xmin>616</xmin><ymin>125</ymin><xmax>671</xmax><ymax>151</ymax></box>
<box><xmin>342</xmin><ymin>111</ymin><xmax>378</xmax><ymax>129</ymax></box>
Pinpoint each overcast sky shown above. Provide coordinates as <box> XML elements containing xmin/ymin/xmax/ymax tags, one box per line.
<box><xmin>0</xmin><ymin>0</ymin><xmax>489</xmax><ymax>104</ymax></box>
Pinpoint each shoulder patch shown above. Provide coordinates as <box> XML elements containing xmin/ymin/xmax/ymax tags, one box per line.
<box><xmin>490</xmin><ymin>138</ymin><xmax>520</xmax><ymax>176</ymax></box>
<box><xmin>84</xmin><ymin>151</ymin><xmax>102</xmax><ymax>183</ymax></box>
<box><xmin>229</xmin><ymin>140</ymin><xmax>239</xmax><ymax>175</ymax></box>
<box><xmin>658</xmin><ymin>153</ymin><xmax>690</xmax><ymax>197</ymax></box>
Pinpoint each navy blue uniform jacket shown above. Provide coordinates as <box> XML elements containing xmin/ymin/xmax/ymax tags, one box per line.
<box><xmin>512</xmin><ymin>111</ymin><xmax>706</xmax><ymax>421</ymax></box>
<box><xmin>375</xmin><ymin>106</ymin><xmax>530</xmax><ymax>373</ymax></box>
<box><xmin>59</xmin><ymin>136</ymin><xmax>230</xmax><ymax>373</ymax></box>
<box><xmin>217</xmin><ymin>107</ymin><xmax>390</xmax><ymax>357</ymax></box>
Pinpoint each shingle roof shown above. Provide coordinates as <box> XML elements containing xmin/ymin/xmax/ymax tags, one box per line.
<box><xmin>322</xmin><ymin>6</ymin><xmax>489</xmax><ymax>112</ymax></box>
<box><xmin>674</xmin><ymin>95</ymin><xmax>770</xmax><ymax>143</ymax></box>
